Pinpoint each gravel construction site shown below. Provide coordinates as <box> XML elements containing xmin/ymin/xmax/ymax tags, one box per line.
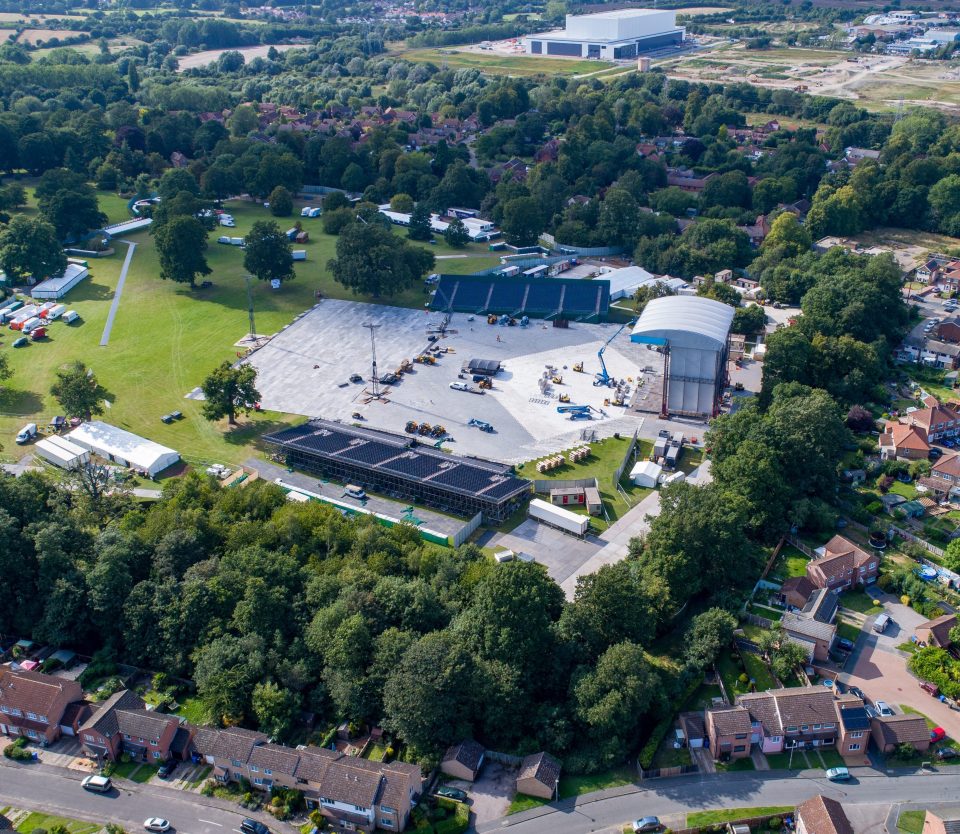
<box><xmin>247</xmin><ymin>299</ymin><xmax>652</xmax><ymax>463</ymax></box>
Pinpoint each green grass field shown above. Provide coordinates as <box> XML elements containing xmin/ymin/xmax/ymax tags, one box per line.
<box><xmin>687</xmin><ymin>807</ymin><xmax>791</xmax><ymax>827</ymax></box>
<box><xmin>898</xmin><ymin>810</ymin><xmax>926</xmax><ymax>834</ymax></box>
<box><xmin>17</xmin><ymin>813</ymin><xmax>99</xmax><ymax>834</ymax></box>
<box><xmin>398</xmin><ymin>47</ymin><xmax>614</xmax><ymax>77</ymax></box>
<box><xmin>0</xmin><ymin>196</ymin><xmax>509</xmax><ymax>465</ymax></box>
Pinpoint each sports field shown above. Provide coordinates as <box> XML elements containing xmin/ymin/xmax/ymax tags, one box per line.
<box><xmin>399</xmin><ymin>47</ymin><xmax>615</xmax><ymax>77</ymax></box>
<box><xmin>0</xmin><ymin>197</ymin><xmax>501</xmax><ymax>467</ymax></box>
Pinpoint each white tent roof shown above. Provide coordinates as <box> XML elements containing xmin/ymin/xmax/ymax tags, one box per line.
<box><xmin>66</xmin><ymin>421</ymin><xmax>179</xmax><ymax>475</ymax></box>
<box><xmin>630</xmin><ymin>460</ymin><xmax>662</xmax><ymax>480</ymax></box>
<box><xmin>630</xmin><ymin>295</ymin><xmax>734</xmax><ymax>350</ymax></box>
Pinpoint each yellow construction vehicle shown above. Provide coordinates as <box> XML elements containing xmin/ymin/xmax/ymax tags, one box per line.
<box><xmin>478</xmin><ymin>378</ymin><xmax>492</xmax><ymax>390</ymax></box>
<box><xmin>573</xmin><ymin>362</ymin><xmax>584</xmax><ymax>373</ymax></box>
<box><xmin>552</xmin><ymin>375</ymin><xmax>563</xmax><ymax>384</ymax></box>
<box><xmin>487</xmin><ymin>314</ymin><xmax>498</xmax><ymax>324</ymax></box>
<box><xmin>419</xmin><ymin>422</ymin><xmax>432</xmax><ymax>435</ymax></box>
<box><xmin>558</xmin><ymin>393</ymin><xmax>570</xmax><ymax>403</ymax></box>
<box><xmin>422</xmin><ymin>355</ymin><xmax>436</xmax><ymax>365</ymax></box>
<box><xmin>405</xmin><ymin>421</ymin><xmax>418</xmax><ymax>433</ymax></box>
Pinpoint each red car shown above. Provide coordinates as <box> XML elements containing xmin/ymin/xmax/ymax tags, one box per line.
<box><xmin>931</xmin><ymin>727</ymin><xmax>947</xmax><ymax>743</ymax></box>
<box><xmin>30</xmin><ymin>327</ymin><xmax>46</xmax><ymax>340</ymax></box>
<box><xmin>920</xmin><ymin>681</ymin><xmax>940</xmax><ymax>696</ymax></box>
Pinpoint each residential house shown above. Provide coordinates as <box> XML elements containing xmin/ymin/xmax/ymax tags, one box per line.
<box><xmin>516</xmin><ymin>752</ymin><xmax>561</xmax><ymax>799</ymax></box>
<box><xmin>834</xmin><ymin>696</ymin><xmax>871</xmax><ymax>757</ymax></box>
<box><xmin>665</xmin><ymin>168</ymin><xmax>716</xmax><ymax>193</ymax></box>
<box><xmin>806</xmin><ymin>535</ymin><xmax>879</xmax><ymax>591</ymax></box>
<box><xmin>879</xmin><ymin>422</ymin><xmax>931</xmax><ymax>460</ymax></box>
<box><xmin>844</xmin><ymin>147</ymin><xmax>881</xmax><ymax>165</ymax></box>
<box><xmin>534</xmin><ymin>139</ymin><xmax>560</xmax><ymax>163</ymax></box>
<box><xmin>870</xmin><ymin>714</ymin><xmax>931</xmax><ymax>753</ymax></box>
<box><xmin>923</xmin><ymin>810</ymin><xmax>960</xmax><ymax>834</ymax></box>
<box><xmin>738</xmin><ymin>215</ymin><xmax>771</xmax><ymax>245</ymax></box>
<box><xmin>916</xmin><ymin>613</ymin><xmax>958</xmax><ymax>648</ymax></box>
<box><xmin>938</xmin><ymin>317</ymin><xmax>960</xmax><ymax>344</ymax></box>
<box><xmin>192</xmin><ymin>725</ymin><xmax>269</xmax><ymax>782</ymax></box>
<box><xmin>703</xmin><ymin>706</ymin><xmax>752</xmax><ymax>761</ymax></box>
<box><xmin>79</xmin><ymin>690</ymin><xmax>181</xmax><ymax>763</ymax></box>
<box><xmin>246</xmin><ymin>742</ymin><xmax>301</xmax><ymax>790</ymax></box>
<box><xmin>917</xmin><ymin>259</ymin><xmax>944</xmax><ymax>284</ymax></box>
<box><xmin>939</xmin><ymin>261</ymin><xmax>960</xmax><ymax>294</ymax></box>
<box><xmin>780</xmin><ymin>576</ymin><xmax>816</xmax><ymax>609</ymax></box>
<box><xmin>737</xmin><ymin>686</ymin><xmax>843</xmax><ymax>754</ymax></box>
<box><xmin>0</xmin><ymin>668</ymin><xmax>83</xmax><ymax>745</ymax></box>
<box><xmin>796</xmin><ymin>795</ymin><xmax>854</xmax><ymax>834</ymax></box>
<box><xmin>933</xmin><ymin>453</ymin><xmax>960</xmax><ymax>487</ymax></box>
<box><xmin>901</xmin><ymin>404</ymin><xmax>960</xmax><ymax>441</ymax></box>
<box><xmin>781</xmin><ymin>588</ymin><xmax>838</xmax><ymax>662</ymax></box>
<box><xmin>440</xmin><ymin>739</ymin><xmax>485</xmax><ymax>781</ymax></box>
<box><xmin>679</xmin><ymin>712</ymin><xmax>706</xmax><ymax>748</ymax></box>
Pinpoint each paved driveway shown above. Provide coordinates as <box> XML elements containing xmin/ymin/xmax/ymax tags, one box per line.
<box><xmin>481</xmin><ymin>520</ymin><xmax>601</xmax><ymax>586</ymax></box>
<box><xmin>451</xmin><ymin>762</ymin><xmax>515</xmax><ymax>827</ymax></box>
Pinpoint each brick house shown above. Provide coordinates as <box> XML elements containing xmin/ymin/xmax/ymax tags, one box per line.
<box><xmin>938</xmin><ymin>317</ymin><xmax>960</xmax><ymax>344</ymax></box>
<box><xmin>516</xmin><ymin>752</ymin><xmax>561</xmax><ymax>799</ymax></box>
<box><xmin>806</xmin><ymin>535</ymin><xmax>879</xmax><ymax>591</ymax></box>
<box><xmin>915</xmin><ymin>613</ymin><xmax>958</xmax><ymax>649</ymax></box>
<box><xmin>0</xmin><ymin>668</ymin><xmax>83</xmax><ymax>745</ymax></box>
<box><xmin>192</xmin><ymin>725</ymin><xmax>269</xmax><ymax>782</ymax></box>
<box><xmin>780</xmin><ymin>576</ymin><xmax>816</xmax><ymax>609</ymax></box>
<box><xmin>901</xmin><ymin>404</ymin><xmax>960</xmax><ymax>442</ymax></box>
<box><xmin>703</xmin><ymin>706</ymin><xmax>752</xmax><ymax>760</ymax></box>
<box><xmin>737</xmin><ymin>686</ymin><xmax>843</xmax><ymax>754</ymax></box>
<box><xmin>923</xmin><ymin>811</ymin><xmax>960</xmax><ymax>834</ymax></box>
<box><xmin>781</xmin><ymin>589</ymin><xmax>838</xmax><ymax>662</ymax></box>
<box><xmin>834</xmin><ymin>695</ymin><xmax>870</xmax><ymax>757</ymax></box>
<box><xmin>932</xmin><ymin>453</ymin><xmax>960</xmax><ymax>486</ymax></box>
<box><xmin>796</xmin><ymin>795</ymin><xmax>853</xmax><ymax>834</ymax></box>
<box><xmin>879</xmin><ymin>423</ymin><xmax>931</xmax><ymax>460</ymax></box>
<box><xmin>870</xmin><ymin>714</ymin><xmax>931</xmax><ymax>754</ymax></box>
<box><xmin>79</xmin><ymin>690</ymin><xmax>181</xmax><ymax>763</ymax></box>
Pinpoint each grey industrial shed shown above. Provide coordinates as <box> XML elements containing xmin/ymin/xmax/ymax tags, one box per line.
<box><xmin>630</xmin><ymin>295</ymin><xmax>734</xmax><ymax>418</ymax></box>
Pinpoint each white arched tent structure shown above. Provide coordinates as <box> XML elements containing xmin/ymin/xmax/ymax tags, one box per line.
<box><xmin>630</xmin><ymin>295</ymin><xmax>734</xmax><ymax>418</ymax></box>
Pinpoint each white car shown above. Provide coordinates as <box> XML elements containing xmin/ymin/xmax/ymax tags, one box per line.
<box><xmin>144</xmin><ymin>819</ymin><xmax>170</xmax><ymax>833</ymax></box>
<box><xmin>876</xmin><ymin>701</ymin><xmax>894</xmax><ymax>717</ymax></box>
<box><xmin>449</xmin><ymin>381</ymin><xmax>469</xmax><ymax>391</ymax></box>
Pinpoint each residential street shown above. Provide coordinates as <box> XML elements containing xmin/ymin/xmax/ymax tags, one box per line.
<box><xmin>0</xmin><ymin>760</ymin><xmax>296</xmax><ymax>834</ymax></box>
<box><xmin>474</xmin><ymin>769</ymin><xmax>960</xmax><ymax>834</ymax></box>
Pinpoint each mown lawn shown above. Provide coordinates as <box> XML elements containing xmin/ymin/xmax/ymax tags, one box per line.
<box><xmin>0</xmin><ymin>196</ymin><xmax>499</xmax><ymax>466</ymax></box>
<box><xmin>836</xmin><ymin>618</ymin><xmax>863</xmax><ymax>644</ymax></box>
<box><xmin>839</xmin><ymin>591</ymin><xmax>883</xmax><ymax>615</ymax></box>
<box><xmin>898</xmin><ymin>810</ymin><xmax>926</xmax><ymax>834</ymax></box>
<box><xmin>398</xmin><ymin>47</ymin><xmax>615</xmax><ymax>77</ymax></box>
<box><xmin>743</xmin><ymin>652</ymin><xmax>777</xmax><ymax>690</ymax></box>
<box><xmin>715</xmin><ymin>757</ymin><xmax>755</xmax><ymax>773</ymax></box>
<box><xmin>769</xmin><ymin>544</ymin><xmax>809</xmax><ymax>581</ymax></box>
<box><xmin>687</xmin><ymin>807</ymin><xmax>791</xmax><ymax>827</ymax></box>
<box><xmin>17</xmin><ymin>814</ymin><xmax>99</xmax><ymax>834</ymax></box>
<box><xmin>765</xmin><ymin>751</ymin><xmax>804</xmax><ymax>770</ymax></box>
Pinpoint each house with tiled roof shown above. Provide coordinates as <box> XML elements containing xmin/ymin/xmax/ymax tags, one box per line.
<box><xmin>923</xmin><ymin>810</ymin><xmax>960</xmax><ymax>834</ymax></box>
<box><xmin>796</xmin><ymin>795</ymin><xmax>854</xmax><ymax>834</ymax></box>
<box><xmin>933</xmin><ymin>453</ymin><xmax>960</xmax><ymax>487</ymax></box>
<box><xmin>192</xmin><ymin>725</ymin><xmax>269</xmax><ymax>781</ymax></box>
<box><xmin>880</xmin><ymin>422</ymin><xmax>931</xmax><ymax>460</ymax></box>
<box><xmin>781</xmin><ymin>588</ymin><xmax>838</xmax><ymax>662</ymax></box>
<box><xmin>870</xmin><ymin>713</ymin><xmax>931</xmax><ymax>753</ymax></box>
<box><xmin>704</xmin><ymin>706</ymin><xmax>752</xmax><ymax>761</ymax></box>
<box><xmin>516</xmin><ymin>752</ymin><xmax>561</xmax><ymax>799</ymax></box>
<box><xmin>806</xmin><ymin>535</ymin><xmax>879</xmax><ymax>591</ymax></box>
<box><xmin>78</xmin><ymin>690</ymin><xmax>181</xmax><ymax>763</ymax></box>
<box><xmin>834</xmin><ymin>695</ymin><xmax>870</xmax><ymax>756</ymax></box>
<box><xmin>737</xmin><ymin>686</ymin><xmax>843</xmax><ymax>754</ymax></box>
<box><xmin>901</xmin><ymin>404</ymin><xmax>960</xmax><ymax>442</ymax></box>
<box><xmin>441</xmin><ymin>739</ymin><xmax>485</xmax><ymax>781</ymax></box>
<box><xmin>916</xmin><ymin>613</ymin><xmax>958</xmax><ymax>649</ymax></box>
<box><xmin>0</xmin><ymin>668</ymin><xmax>83</xmax><ymax>745</ymax></box>
<box><xmin>780</xmin><ymin>576</ymin><xmax>816</xmax><ymax>609</ymax></box>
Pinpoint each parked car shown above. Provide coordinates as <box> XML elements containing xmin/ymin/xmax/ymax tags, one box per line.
<box><xmin>81</xmin><ymin>775</ymin><xmax>112</xmax><ymax>793</ymax></box>
<box><xmin>449</xmin><ymin>381</ymin><xmax>469</xmax><ymax>391</ymax></box>
<box><xmin>435</xmin><ymin>786</ymin><xmax>468</xmax><ymax>801</ymax></box>
<box><xmin>931</xmin><ymin>727</ymin><xmax>947</xmax><ymax>743</ymax></box>
<box><xmin>937</xmin><ymin>747</ymin><xmax>958</xmax><ymax>760</ymax></box>
<box><xmin>240</xmin><ymin>820</ymin><xmax>270</xmax><ymax>834</ymax></box>
<box><xmin>633</xmin><ymin>818</ymin><xmax>664</xmax><ymax>833</ymax></box>
<box><xmin>850</xmin><ymin>686</ymin><xmax>867</xmax><ymax>702</ymax></box>
<box><xmin>876</xmin><ymin>701</ymin><xmax>895</xmax><ymax>717</ymax></box>
<box><xmin>837</xmin><ymin>637</ymin><xmax>856</xmax><ymax>652</ymax></box>
<box><xmin>921</xmin><ymin>681</ymin><xmax>940</xmax><ymax>696</ymax></box>
<box><xmin>158</xmin><ymin>759</ymin><xmax>178</xmax><ymax>778</ymax></box>
<box><xmin>826</xmin><ymin>767</ymin><xmax>851</xmax><ymax>782</ymax></box>
<box><xmin>12</xmin><ymin>336</ymin><xmax>27</xmax><ymax>347</ymax></box>
<box><xmin>349</xmin><ymin>373</ymin><xmax>363</xmax><ymax>383</ymax></box>
<box><xmin>143</xmin><ymin>820</ymin><xmax>170</xmax><ymax>833</ymax></box>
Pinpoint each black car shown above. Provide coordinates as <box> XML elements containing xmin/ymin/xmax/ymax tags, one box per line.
<box><xmin>158</xmin><ymin>760</ymin><xmax>177</xmax><ymax>779</ymax></box>
<box><xmin>850</xmin><ymin>686</ymin><xmax>867</xmax><ymax>702</ymax></box>
<box><xmin>240</xmin><ymin>820</ymin><xmax>270</xmax><ymax>834</ymax></box>
<box><xmin>937</xmin><ymin>748</ymin><xmax>959</xmax><ymax>760</ymax></box>
<box><xmin>837</xmin><ymin>638</ymin><xmax>856</xmax><ymax>652</ymax></box>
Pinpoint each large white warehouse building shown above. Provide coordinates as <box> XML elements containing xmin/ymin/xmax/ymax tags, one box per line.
<box><xmin>524</xmin><ymin>9</ymin><xmax>684</xmax><ymax>60</ymax></box>
<box><xmin>630</xmin><ymin>296</ymin><xmax>733</xmax><ymax>419</ymax></box>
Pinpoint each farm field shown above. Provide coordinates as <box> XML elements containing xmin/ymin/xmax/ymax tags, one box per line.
<box><xmin>176</xmin><ymin>43</ymin><xmax>305</xmax><ymax>71</ymax></box>
<box><xmin>17</xmin><ymin>29</ymin><xmax>86</xmax><ymax>45</ymax></box>
<box><xmin>398</xmin><ymin>47</ymin><xmax>615</xmax><ymax>77</ymax></box>
<box><xmin>0</xmin><ymin>197</ymin><xmax>501</xmax><ymax>467</ymax></box>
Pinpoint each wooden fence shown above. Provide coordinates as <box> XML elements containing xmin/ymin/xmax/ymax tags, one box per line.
<box><xmin>637</xmin><ymin>763</ymin><xmax>698</xmax><ymax>780</ymax></box>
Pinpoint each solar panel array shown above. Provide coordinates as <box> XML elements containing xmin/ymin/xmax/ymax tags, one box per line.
<box><xmin>265</xmin><ymin>421</ymin><xmax>529</xmax><ymax>503</ymax></box>
<box><xmin>432</xmin><ymin>275</ymin><xmax>610</xmax><ymax>321</ymax></box>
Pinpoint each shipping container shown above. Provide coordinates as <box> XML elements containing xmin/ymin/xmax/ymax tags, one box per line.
<box><xmin>529</xmin><ymin>497</ymin><xmax>589</xmax><ymax>536</ymax></box>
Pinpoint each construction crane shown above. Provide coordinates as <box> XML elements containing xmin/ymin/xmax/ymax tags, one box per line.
<box><xmin>594</xmin><ymin>319</ymin><xmax>636</xmax><ymax>388</ymax></box>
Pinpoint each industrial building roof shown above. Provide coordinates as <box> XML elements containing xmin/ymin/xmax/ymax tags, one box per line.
<box><xmin>630</xmin><ymin>295</ymin><xmax>734</xmax><ymax>351</ymax></box>
<box><xmin>66</xmin><ymin>421</ymin><xmax>180</xmax><ymax>476</ymax></box>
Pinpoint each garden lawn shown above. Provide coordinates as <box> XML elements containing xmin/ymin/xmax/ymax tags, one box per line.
<box><xmin>899</xmin><ymin>811</ymin><xmax>926</xmax><ymax>834</ymax></box>
<box><xmin>836</xmin><ymin>619</ymin><xmax>863</xmax><ymax>644</ymax></box>
<box><xmin>173</xmin><ymin>696</ymin><xmax>212</xmax><ymax>726</ymax></box>
<box><xmin>715</xmin><ymin>757</ymin><xmax>755</xmax><ymax>772</ymax></box>
<box><xmin>770</xmin><ymin>545</ymin><xmax>809</xmax><ymax>581</ymax></box>
<box><xmin>687</xmin><ymin>807</ymin><xmax>791</xmax><ymax>827</ymax></box>
<box><xmin>743</xmin><ymin>652</ymin><xmax>777</xmax><ymax>691</ymax></box>
<box><xmin>557</xmin><ymin>767</ymin><xmax>635</xmax><ymax>799</ymax></box>
<box><xmin>362</xmin><ymin>742</ymin><xmax>387</xmax><ymax>761</ymax></box>
<box><xmin>817</xmin><ymin>748</ymin><xmax>846</xmax><ymax>769</ymax></box>
<box><xmin>888</xmin><ymin>480</ymin><xmax>919</xmax><ymax>500</ymax></box>
<box><xmin>16</xmin><ymin>814</ymin><xmax>99</xmax><ymax>834</ymax></box>
<box><xmin>651</xmin><ymin>735</ymin><xmax>692</xmax><ymax>769</ymax></box>
<box><xmin>839</xmin><ymin>591</ymin><xmax>883</xmax><ymax>615</ymax></box>
<box><xmin>687</xmin><ymin>683</ymin><xmax>723</xmax><ymax>711</ymax></box>
<box><xmin>508</xmin><ymin>794</ymin><xmax>547</xmax><ymax>815</ymax></box>
<box><xmin>765</xmin><ymin>751</ymin><xmax>805</xmax><ymax>770</ymax></box>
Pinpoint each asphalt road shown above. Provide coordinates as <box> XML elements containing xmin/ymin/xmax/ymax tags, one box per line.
<box><xmin>475</xmin><ymin>770</ymin><xmax>960</xmax><ymax>834</ymax></box>
<box><xmin>0</xmin><ymin>761</ymin><xmax>278</xmax><ymax>834</ymax></box>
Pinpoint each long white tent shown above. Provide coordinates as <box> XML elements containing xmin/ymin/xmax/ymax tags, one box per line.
<box><xmin>34</xmin><ymin>435</ymin><xmax>90</xmax><ymax>470</ymax></box>
<box><xmin>66</xmin><ymin>420</ymin><xmax>180</xmax><ymax>477</ymax></box>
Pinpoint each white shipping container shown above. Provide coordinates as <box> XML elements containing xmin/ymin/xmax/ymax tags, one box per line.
<box><xmin>529</xmin><ymin>497</ymin><xmax>589</xmax><ymax>536</ymax></box>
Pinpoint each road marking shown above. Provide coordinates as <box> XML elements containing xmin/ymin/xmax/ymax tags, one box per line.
<box><xmin>198</xmin><ymin>822</ymin><xmax>223</xmax><ymax>827</ymax></box>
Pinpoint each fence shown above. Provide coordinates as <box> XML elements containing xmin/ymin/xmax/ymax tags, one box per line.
<box><xmin>785</xmin><ymin>535</ymin><xmax>816</xmax><ymax>558</ymax></box>
<box><xmin>613</xmin><ymin>428</ymin><xmax>641</xmax><ymax>485</ymax></box>
<box><xmin>452</xmin><ymin>512</ymin><xmax>483</xmax><ymax>548</ymax></box>
<box><xmin>552</xmin><ymin>242</ymin><xmax>626</xmax><ymax>257</ymax></box>
<box><xmin>744</xmin><ymin>613</ymin><xmax>775</xmax><ymax>630</ymax></box>
<box><xmin>532</xmin><ymin>477</ymin><xmax>599</xmax><ymax>494</ymax></box>
<box><xmin>891</xmin><ymin>523</ymin><xmax>946</xmax><ymax>558</ymax></box>
<box><xmin>483</xmin><ymin>750</ymin><xmax>522</xmax><ymax>767</ymax></box>
<box><xmin>760</xmin><ymin>536</ymin><xmax>787</xmax><ymax>580</ymax></box>
<box><xmin>671</xmin><ymin>813</ymin><xmax>789</xmax><ymax>834</ymax></box>
<box><xmin>638</xmin><ymin>763</ymin><xmax>698</xmax><ymax>780</ymax></box>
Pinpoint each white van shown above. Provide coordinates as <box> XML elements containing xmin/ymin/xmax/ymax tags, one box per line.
<box><xmin>46</xmin><ymin>304</ymin><xmax>66</xmax><ymax>320</ymax></box>
<box><xmin>15</xmin><ymin>423</ymin><xmax>37</xmax><ymax>444</ymax></box>
<box><xmin>345</xmin><ymin>484</ymin><xmax>366</xmax><ymax>499</ymax></box>
<box><xmin>81</xmin><ymin>774</ymin><xmax>112</xmax><ymax>793</ymax></box>
<box><xmin>873</xmin><ymin>612</ymin><xmax>890</xmax><ymax>633</ymax></box>
<box><xmin>21</xmin><ymin>317</ymin><xmax>42</xmax><ymax>333</ymax></box>
<box><xmin>62</xmin><ymin>310</ymin><xmax>79</xmax><ymax>323</ymax></box>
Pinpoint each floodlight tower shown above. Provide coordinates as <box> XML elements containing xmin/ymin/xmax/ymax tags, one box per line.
<box><xmin>364</xmin><ymin>322</ymin><xmax>383</xmax><ymax>399</ymax></box>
